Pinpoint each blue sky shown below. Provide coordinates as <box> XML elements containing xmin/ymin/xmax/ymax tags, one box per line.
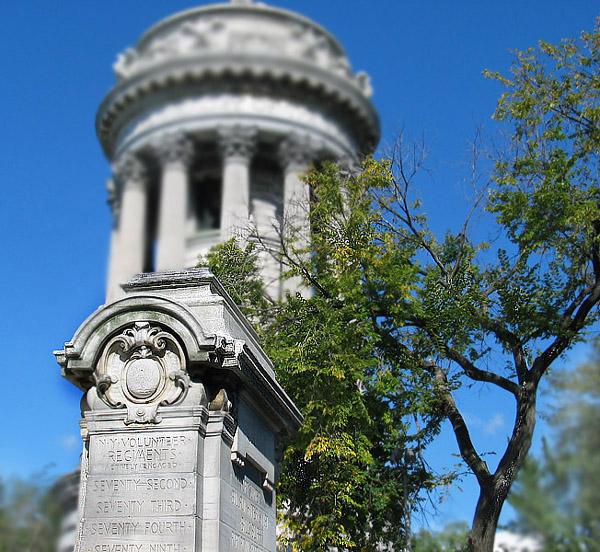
<box><xmin>1</xmin><ymin>0</ymin><xmax>597</xmax><ymax>530</ymax></box>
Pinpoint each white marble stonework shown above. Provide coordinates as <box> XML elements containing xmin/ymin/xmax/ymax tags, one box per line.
<box><xmin>115</xmin><ymin>95</ymin><xmax>357</xmax><ymax>158</ymax></box>
<box><xmin>99</xmin><ymin>0</ymin><xmax>379</xmax><ymax>302</ymax></box>
<box><xmin>55</xmin><ymin>269</ymin><xmax>302</xmax><ymax>552</ymax></box>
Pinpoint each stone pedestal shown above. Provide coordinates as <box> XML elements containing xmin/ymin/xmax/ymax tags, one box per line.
<box><xmin>55</xmin><ymin>269</ymin><xmax>301</xmax><ymax>552</ymax></box>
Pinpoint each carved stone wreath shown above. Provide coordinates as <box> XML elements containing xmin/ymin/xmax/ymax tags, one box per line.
<box><xmin>95</xmin><ymin>322</ymin><xmax>190</xmax><ymax>424</ymax></box>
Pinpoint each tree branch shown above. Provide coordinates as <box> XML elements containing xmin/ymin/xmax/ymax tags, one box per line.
<box><xmin>432</xmin><ymin>364</ymin><xmax>491</xmax><ymax>486</ymax></box>
<box><xmin>410</xmin><ymin>318</ymin><xmax>520</xmax><ymax>396</ymax></box>
<box><xmin>478</xmin><ymin>319</ymin><xmax>528</xmax><ymax>384</ymax></box>
<box><xmin>531</xmin><ymin>279</ymin><xmax>600</xmax><ymax>383</ymax></box>
<box><xmin>444</xmin><ymin>344</ymin><xmax>520</xmax><ymax>397</ymax></box>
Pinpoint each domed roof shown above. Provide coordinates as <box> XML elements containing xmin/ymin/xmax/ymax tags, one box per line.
<box><xmin>96</xmin><ymin>0</ymin><xmax>379</xmax><ymax>156</ymax></box>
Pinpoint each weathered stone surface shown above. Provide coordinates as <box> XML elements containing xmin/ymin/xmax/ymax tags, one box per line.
<box><xmin>55</xmin><ymin>269</ymin><xmax>301</xmax><ymax>552</ymax></box>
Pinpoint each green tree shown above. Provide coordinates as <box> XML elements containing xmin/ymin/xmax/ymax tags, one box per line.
<box><xmin>509</xmin><ymin>341</ymin><xmax>600</xmax><ymax>550</ymax></box>
<box><xmin>0</xmin><ymin>475</ymin><xmax>61</xmax><ymax>552</ymax></box>
<box><xmin>206</xmin><ymin>20</ymin><xmax>600</xmax><ymax>552</ymax></box>
<box><xmin>207</xmin><ymin>191</ymin><xmax>445</xmax><ymax>551</ymax></box>
<box><xmin>413</xmin><ymin>522</ymin><xmax>470</xmax><ymax>552</ymax></box>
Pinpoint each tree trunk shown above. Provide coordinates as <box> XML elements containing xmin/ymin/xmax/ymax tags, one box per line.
<box><xmin>468</xmin><ymin>484</ymin><xmax>504</xmax><ymax>551</ymax></box>
<box><xmin>467</xmin><ymin>382</ymin><xmax>539</xmax><ymax>551</ymax></box>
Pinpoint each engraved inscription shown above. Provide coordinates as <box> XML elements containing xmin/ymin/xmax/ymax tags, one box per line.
<box><xmin>89</xmin><ymin>433</ymin><xmax>196</xmax><ymax>474</ymax></box>
<box><xmin>96</xmin><ymin>500</ymin><xmax>144</xmax><ymax>515</ymax></box>
<box><xmin>240</xmin><ymin>516</ymin><xmax>263</xmax><ymax>543</ymax></box>
<box><xmin>92</xmin><ymin>476</ymin><xmax>192</xmax><ymax>492</ymax></box>
<box><xmin>84</xmin><ymin>518</ymin><xmax>194</xmax><ymax>538</ymax></box>
<box><xmin>229</xmin><ymin>472</ymin><xmax>274</xmax><ymax>547</ymax></box>
<box><xmin>84</xmin><ymin>545</ymin><xmax>189</xmax><ymax>552</ymax></box>
<box><xmin>81</xmin><ymin>431</ymin><xmax>199</xmax><ymax>552</ymax></box>
<box><xmin>85</xmin><ymin>475</ymin><xmax>195</xmax><ymax>518</ymax></box>
<box><xmin>91</xmin><ymin>499</ymin><xmax>189</xmax><ymax>516</ymax></box>
<box><xmin>231</xmin><ymin>490</ymin><xmax>268</xmax><ymax>544</ymax></box>
<box><xmin>231</xmin><ymin>532</ymin><xmax>265</xmax><ymax>552</ymax></box>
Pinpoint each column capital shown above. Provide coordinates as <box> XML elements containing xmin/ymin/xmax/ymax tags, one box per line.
<box><xmin>154</xmin><ymin>132</ymin><xmax>195</xmax><ymax>167</ymax></box>
<box><xmin>218</xmin><ymin>125</ymin><xmax>257</xmax><ymax>160</ymax></box>
<box><xmin>114</xmin><ymin>152</ymin><xmax>147</xmax><ymax>184</ymax></box>
<box><xmin>278</xmin><ymin>134</ymin><xmax>319</xmax><ymax>171</ymax></box>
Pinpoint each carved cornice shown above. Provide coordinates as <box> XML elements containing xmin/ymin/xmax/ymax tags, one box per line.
<box><xmin>154</xmin><ymin>132</ymin><xmax>195</xmax><ymax>166</ymax></box>
<box><xmin>96</xmin><ymin>57</ymin><xmax>380</xmax><ymax>159</ymax></box>
<box><xmin>218</xmin><ymin>126</ymin><xmax>257</xmax><ymax>160</ymax></box>
<box><xmin>54</xmin><ymin>273</ymin><xmax>304</xmax><ymax>435</ymax></box>
<box><xmin>114</xmin><ymin>152</ymin><xmax>147</xmax><ymax>184</ymax></box>
<box><xmin>97</xmin><ymin>1</ymin><xmax>381</xmax><ymax>160</ymax></box>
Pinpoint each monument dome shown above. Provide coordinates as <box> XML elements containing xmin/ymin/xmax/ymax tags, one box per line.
<box><xmin>98</xmin><ymin>1</ymin><xmax>378</xmax><ymax>157</ymax></box>
<box><xmin>102</xmin><ymin>0</ymin><xmax>380</xmax><ymax>301</ymax></box>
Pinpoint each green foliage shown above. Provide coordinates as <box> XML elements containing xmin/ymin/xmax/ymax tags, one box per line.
<box><xmin>205</xmin><ymin>163</ymin><xmax>442</xmax><ymax>550</ymax></box>
<box><xmin>206</xmin><ymin>19</ymin><xmax>600</xmax><ymax>551</ymax></box>
<box><xmin>483</xmin><ymin>19</ymin><xmax>600</xmax><ymax>347</ymax></box>
<box><xmin>0</xmin><ymin>475</ymin><xmax>61</xmax><ymax>552</ymax></box>
<box><xmin>509</xmin><ymin>341</ymin><xmax>600</xmax><ymax>550</ymax></box>
<box><xmin>413</xmin><ymin>522</ymin><xmax>470</xmax><ymax>552</ymax></box>
<box><xmin>205</xmin><ymin>239</ymin><xmax>271</xmax><ymax>324</ymax></box>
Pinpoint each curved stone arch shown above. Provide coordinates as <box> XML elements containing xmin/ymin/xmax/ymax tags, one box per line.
<box><xmin>57</xmin><ymin>294</ymin><xmax>215</xmax><ymax>389</ymax></box>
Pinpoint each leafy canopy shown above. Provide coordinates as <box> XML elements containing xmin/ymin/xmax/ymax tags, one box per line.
<box><xmin>205</xmin><ymin>18</ymin><xmax>600</xmax><ymax>551</ymax></box>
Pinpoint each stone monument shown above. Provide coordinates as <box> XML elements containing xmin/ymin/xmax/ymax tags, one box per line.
<box><xmin>54</xmin><ymin>1</ymin><xmax>380</xmax><ymax>550</ymax></box>
<box><xmin>55</xmin><ymin>268</ymin><xmax>302</xmax><ymax>551</ymax></box>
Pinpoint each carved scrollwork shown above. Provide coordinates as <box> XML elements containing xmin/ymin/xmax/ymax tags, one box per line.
<box><xmin>94</xmin><ymin>374</ymin><xmax>123</xmax><ymax>409</ymax></box>
<box><xmin>162</xmin><ymin>370</ymin><xmax>191</xmax><ymax>406</ymax></box>
<box><xmin>113</xmin><ymin>152</ymin><xmax>147</xmax><ymax>184</ymax></box>
<box><xmin>95</xmin><ymin>322</ymin><xmax>190</xmax><ymax>425</ymax></box>
<box><xmin>217</xmin><ymin>126</ymin><xmax>257</xmax><ymax>160</ymax></box>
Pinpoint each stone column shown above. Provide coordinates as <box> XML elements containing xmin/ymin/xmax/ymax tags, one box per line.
<box><xmin>278</xmin><ymin>136</ymin><xmax>315</xmax><ymax>296</ymax></box>
<box><xmin>107</xmin><ymin>152</ymin><xmax>148</xmax><ymax>302</ymax></box>
<box><xmin>218</xmin><ymin>126</ymin><xmax>256</xmax><ymax>242</ymax></box>
<box><xmin>105</xmin><ymin>178</ymin><xmax>120</xmax><ymax>298</ymax></box>
<box><xmin>155</xmin><ymin>133</ymin><xmax>194</xmax><ymax>271</ymax></box>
